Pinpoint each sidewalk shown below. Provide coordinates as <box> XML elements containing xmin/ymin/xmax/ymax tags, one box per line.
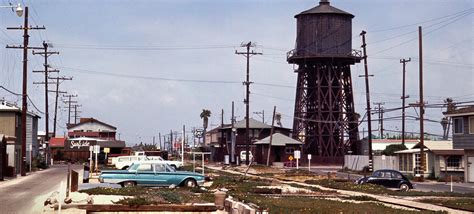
<box><xmin>206</xmin><ymin>165</ymin><xmax>471</xmax><ymax>214</ymax></box>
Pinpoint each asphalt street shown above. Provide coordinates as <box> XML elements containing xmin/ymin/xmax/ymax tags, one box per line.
<box><xmin>310</xmin><ymin>168</ymin><xmax>474</xmax><ymax>193</ymax></box>
<box><xmin>0</xmin><ymin>164</ymin><xmax>81</xmax><ymax>214</ymax></box>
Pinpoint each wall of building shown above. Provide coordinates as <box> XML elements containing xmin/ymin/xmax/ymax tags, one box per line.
<box><xmin>465</xmin><ymin>150</ymin><xmax>474</xmax><ymax>182</ymax></box>
<box><xmin>0</xmin><ymin>113</ymin><xmax>16</xmax><ymax>136</ymax></box>
<box><xmin>453</xmin><ymin>116</ymin><xmax>474</xmax><ymax>149</ymax></box>
<box><xmin>69</xmin><ymin>123</ymin><xmax>115</xmax><ymax>132</ymax></box>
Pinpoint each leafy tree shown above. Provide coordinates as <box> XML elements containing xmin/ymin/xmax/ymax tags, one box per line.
<box><xmin>382</xmin><ymin>144</ymin><xmax>407</xmax><ymax>156</ymax></box>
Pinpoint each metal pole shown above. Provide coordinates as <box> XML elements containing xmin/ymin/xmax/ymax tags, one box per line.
<box><xmin>202</xmin><ymin>153</ymin><xmax>205</xmax><ymax>175</ymax></box>
<box><xmin>360</xmin><ymin>31</ymin><xmax>373</xmax><ymax>172</ymax></box>
<box><xmin>418</xmin><ymin>26</ymin><xmax>425</xmax><ymax>181</ymax></box>
<box><xmin>182</xmin><ymin>125</ymin><xmax>185</xmax><ymax>165</ymax></box>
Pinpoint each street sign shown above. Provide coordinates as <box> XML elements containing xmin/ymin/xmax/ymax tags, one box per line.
<box><xmin>193</xmin><ymin>129</ymin><xmax>204</xmax><ymax>138</ymax></box>
<box><xmin>89</xmin><ymin>146</ymin><xmax>94</xmax><ymax>152</ymax></box>
<box><xmin>104</xmin><ymin>147</ymin><xmax>110</xmax><ymax>154</ymax></box>
<box><xmin>308</xmin><ymin>154</ymin><xmax>312</xmax><ymax>160</ymax></box>
<box><xmin>288</xmin><ymin>155</ymin><xmax>294</xmax><ymax>161</ymax></box>
<box><xmin>294</xmin><ymin>150</ymin><xmax>301</xmax><ymax>159</ymax></box>
<box><xmin>93</xmin><ymin>145</ymin><xmax>100</xmax><ymax>154</ymax></box>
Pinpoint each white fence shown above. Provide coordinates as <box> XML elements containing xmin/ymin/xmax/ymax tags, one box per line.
<box><xmin>345</xmin><ymin>155</ymin><xmax>398</xmax><ymax>171</ymax></box>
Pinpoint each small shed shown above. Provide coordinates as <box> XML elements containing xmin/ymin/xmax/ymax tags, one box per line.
<box><xmin>254</xmin><ymin>133</ymin><xmax>303</xmax><ymax>165</ymax></box>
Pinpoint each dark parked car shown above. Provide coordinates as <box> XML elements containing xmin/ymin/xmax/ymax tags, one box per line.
<box><xmin>356</xmin><ymin>169</ymin><xmax>414</xmax><ymax>191</ymax></box>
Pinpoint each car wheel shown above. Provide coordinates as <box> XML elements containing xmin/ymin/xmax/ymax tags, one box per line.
<box><xmin>121</xmin><ymin>166</ymin><xmax>129</xmax><ymax>170</ymax></box>
<box><xmin>183</xmin><ymin>179</ymin><xmax>197</xmax><ymax>188</ymax></box>
<box><xmin>123</xmin><ymin>181</ymin><xmax>135</xmax><ymax>187</ymax></box>
<box><xmin>399</xmin><ymin>183</ymin><xmax>409</xmax><ymax>192</ymax></box>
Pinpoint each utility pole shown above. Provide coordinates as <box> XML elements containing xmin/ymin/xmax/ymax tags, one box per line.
<box><xmin>48</xmin><ymin>76</ymin><xmax>70</xmax><ymax>137</ymax></box>
<box><xmin>32</xmin><ymin>41</ymin><xmax>59</xmax><ymax>142</ymax></box>
<box><xmin>374</xmin><ymin>102</ymin><xmax>385</xmax><ymax>139</ymax></box>
<box><xmin>158</xmin><ymin>132</ymin><xmax>162</xmax><ymax>150</ymax></box>
<box><xmin>73</xmin><ymin>104</ymin><xmax>82</xmax><ymax>123</ymax></box>
<box><xmin>400</xmin><ymin>58</ymin><xmax>411</xmax><ymax>146</ymax></box>
<box><xmin>359</xmin><ymin>31</ymin><xmax>373</xmax><ymax>172</ymax></box>
<box><xmin>418</xmin><ymin>26</ymin><xmax>425</xmax><ymax>181</ymax></box>
<box><xmin>63</xmin><ymin>94</ymin><xmax>78</xmax><ymax>125</ymax></box>
<box><xmin>231</xmin><ymin>101</ymin><xmax>236</xmax><ymax>163</ymax></box>
<box><xmin>235</xmin><ymin>41</ymin><xmax>262</xmax><ymax>165</ymax></box>
<box><xmin>170</xmin><ymin>130</ymin><xmax>174</xmax><ymax>153</ymax></box>
<box><xmin>6</xmin><ymin>6</ymin><xmax>45</xmax><ymax>176</ymax></box>
<box><xmin>221</xmin><ymin>109</ymin><xmax>227</xmax><ymax>154</ymax></box>
<box><xmin>253</xmin><ymin>110</ymin><xmax>265</xmax><ymax>123</ymax></box>
<box><xmin>266</xmin><ymin>106</ymin><xmax>276</xmax><ymax>166</ymax></box>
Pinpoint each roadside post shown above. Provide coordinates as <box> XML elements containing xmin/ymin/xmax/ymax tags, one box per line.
<box><xmin>450</xmin><ymin>175</ymin><xmax>453</xmax><ymax>192</ymax></box>
<box><xmin>288</xmin><ymin>155</ymin><xmax>293</xmax><ymax>168</ymax></box>
<box><xmin>308</xmin><ymin>154</ymin><xmax>312</xmax><ymax>171</ymax></box>
<box><xmin>294</xmin><ymin>150</ymin><xmax>301</xmax><ymax>170</ymax></box>
<box><xmin>88</xmin><ymin>146</ymin><xmax>93</xmax><ymax>177</ymax></box>
<box><xmin>94</xmin><ymin>145</ymin><xmax>100</xmax><ymax>174</ymax></box>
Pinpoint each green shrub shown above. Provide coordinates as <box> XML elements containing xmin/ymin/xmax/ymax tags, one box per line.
<box><xmin>382</xmin><ymin>144</ymin><xmax>407</xmax><ymax>156</ymax></box>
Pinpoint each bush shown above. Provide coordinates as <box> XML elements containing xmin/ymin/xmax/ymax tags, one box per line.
<box><xmin>382</xmin><ymin>144</ymin><xmax>407</xmax><ymax>156</ymax></box>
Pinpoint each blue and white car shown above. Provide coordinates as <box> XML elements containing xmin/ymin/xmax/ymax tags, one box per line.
<box><xmin>99</xmin><ymin>162</ymin><xmax>205</xmax><ymax>188</ymax></box>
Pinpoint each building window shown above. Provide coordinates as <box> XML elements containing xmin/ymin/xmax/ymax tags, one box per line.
<box><xmin>447</xmin><ymin>156</ymin><xmax>461</xmax><ymax>168</ymax></box>
<box><xmin>399</xmin><ymin>154</ymin><xmax>413</xmax><ymax>172</ymax></box>
<box><xmin>453</xmin><ymin>118</ymin><xmax>463</xmax><ymax>134</ymax></box>
<box><xmin>469</xmin><ymin>117</ymin><xmax>474</xmax><ymax>134</ymax></box>
<box><xmin>285</xmin><ymin>147</ymin><xmax>295</xmax><ymax>154</ymax></box>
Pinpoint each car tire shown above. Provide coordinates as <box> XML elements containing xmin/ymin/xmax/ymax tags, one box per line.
<box><xmin>121</xmin><ymin>166</ymin><xmax>129</xmax><ymax>170</ymax></box>
<box><xmin>122</xmin><ymin>181</ymin><xmax>135</xmax><ymax>188</ymax></box>
<box><xmin>183</xmin><ymin>179</ymin><xmax>197</xmax><ymax>188</ymax></box>
<box><xmin>399</xmin><ymin>183</ymin><xmax>409</xmax><ymax>192</ymax></box>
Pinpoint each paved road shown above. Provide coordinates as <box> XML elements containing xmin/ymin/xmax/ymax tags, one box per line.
<box><xmin>0</xmin><ymin>164</ymin><xmax>81</xmax><ymax>214</ymax></box>
<box><xmin>310</xmin><ymin>168</ymin><xmax>474</xmax><ymax>193</ymax></box>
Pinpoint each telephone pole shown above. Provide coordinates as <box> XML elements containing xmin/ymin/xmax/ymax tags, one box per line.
<box><xmin>253</xmin><ymin>110</ymin><xmax>265</xmax><ymax>123</ymax></box>
<box><xmin>5</xmin><ymin>6</ymin><xmax>45</xmax><ymax>176</ymax></box>
<box><xmin>374</xmin><ymin>102</ymin><xmax>385</xmax><ymax>139</ymax></box>
<box><xmin>73</xmin><ymin>104</ymin><xmax>82</xmax><ymax>123</ymax></box>
<box><xmin>418</xmin><ymin>26</ymin><xmax>425</xmax><ymax>181</ymax></box>
<box><xmin>32</xmin><ymin>41</ymin><xmax>59</xmax><ymax>140</ymax></box>
<box><xmin>359</xmin><ymin>31</ymin><xmax>374</xmax><ymax>172</ymax></box>
<box><xmin>63</xmin><ymin>94</ymin><xmax>78</xmax><ymax>125</ymax></box>
<box><xmin>231</xmin><ymin>101</ymin><xmax>236</xmax><ymax>163</ymax></box>
<box><xmin>49</xmin><ymin>76</ymin><xmax>70</xmax><ymax>136</ymax></box>
<box><xmin>400</xmin><ymin>58</ymin><xmax>411</xmax><ymax>146</ymax></box>
<box><xmin>235</xmin><ymin>41</ymin><xmax>262</xmax><ymax>165</ymax></box>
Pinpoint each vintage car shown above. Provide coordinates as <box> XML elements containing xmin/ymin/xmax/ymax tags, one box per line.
<box><xmin>113</xmin><ymin>155</ymin><xmax>183</xmax><ymax>170</ymax></box>
<box><xmin>356</xmin><ymin>169</ymin><xmax>414</xmax><ymax>191</ymax></box>
<box><xmin>99</xmin><ymin>162</ymin><xmax>205</xmax><ymax>187</ymax></box>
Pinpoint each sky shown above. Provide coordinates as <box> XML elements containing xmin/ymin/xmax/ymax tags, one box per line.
<box><xmin>0</xmin><ymin>0</ymin><xmax>472</xmax><ymax>146</ymax></box>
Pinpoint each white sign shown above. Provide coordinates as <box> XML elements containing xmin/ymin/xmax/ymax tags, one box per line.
<box><xmin>93</xmin><ymin>145</ymin><xmax>100</xmax><ymax>154</ymax></box>
<box><xmin>308</xmin><ymin>154</ymin><xmax>312</xmax><ymax>160</ymax></box>
<box><xmin>89</xmin><ymin>146</ymin><xmax>94</xmax><ymax>152</ymax></box>
<box><xmin>294</xmin><ymin>150</ymin><xmax>301</xmax><ymax>159</ymax></box>
<box><xmin>70</xmin><ymin>140</ymin><xmax>90</xmax><ymax>149</ymax></box>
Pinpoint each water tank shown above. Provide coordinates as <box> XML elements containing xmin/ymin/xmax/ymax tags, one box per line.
<box><xmin>294</xmin><ymin>0</ymin><xmax>354</xmax><ymax>58</ymax></box>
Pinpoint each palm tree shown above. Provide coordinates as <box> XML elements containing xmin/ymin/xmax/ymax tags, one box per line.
<box><xmin>200</xmin><ymin>109</ymin><xmax>211</xmax><ymax>145</ymax></box>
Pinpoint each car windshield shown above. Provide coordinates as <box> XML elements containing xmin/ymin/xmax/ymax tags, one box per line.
<box><xmin>128</xmin><ymin>163</ymin><xmax>139</xmax><ymax>171</ymax></box>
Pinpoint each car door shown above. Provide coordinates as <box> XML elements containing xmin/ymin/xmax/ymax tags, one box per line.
<box><xmin>135</xmin><ymin>164</ymin><xmax>154</xmax><ymax>186</ymax></box>
<box><xmin>390</xmin><ymin>171</ymin><xmax>404</xmax><ymax>188</ymax></box>
<box><xmin>153</xmin><ymin>163</ymin><xmax>174</xmax><ymax>186</ymax></box>
<box><xmin>367</xmin><ymin>171</ymin><xmax>382</xmax><ymax>185</ymax></box>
